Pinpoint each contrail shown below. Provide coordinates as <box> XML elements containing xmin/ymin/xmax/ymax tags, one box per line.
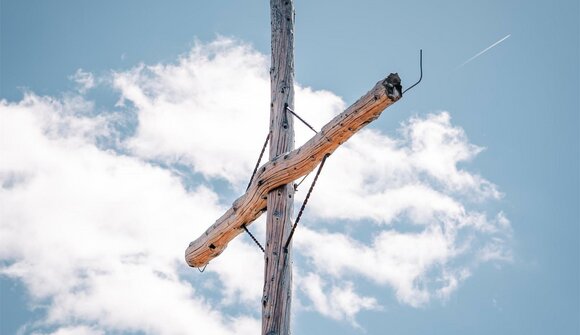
<box><xmin>456</xmin><ymin>34</ymin><xmax>511</xmax><ymax>69</ymax></box>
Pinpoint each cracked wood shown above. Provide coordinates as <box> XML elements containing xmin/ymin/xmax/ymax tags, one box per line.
<box><xmin>185</xmin><ymin>74</ymin><xmax>402</xmax><ymax>268</ymax></box>
<box><xmin>262</xmin><ymin>0</ymin><xmax>296</xmax><ymax>333</ymax></box>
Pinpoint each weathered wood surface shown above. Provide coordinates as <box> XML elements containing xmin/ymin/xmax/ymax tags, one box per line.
<box><xmin>262</xmin><ymin>1</ymin><xmax>296</xmax><ymax>333</ymax></box>
<box><xmin>185</xmin><ymin>73</ymin><xmax>402</xmax><ymax>268</ymax></box>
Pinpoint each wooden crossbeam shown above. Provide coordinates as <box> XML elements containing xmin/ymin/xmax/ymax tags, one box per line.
<box><xmin>184</xmin><ymin>73</ymin><xmax>402</xmax><ymax>268</ymax></box>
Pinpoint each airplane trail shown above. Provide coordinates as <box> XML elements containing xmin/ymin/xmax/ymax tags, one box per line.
<box><xmin>456</xmin><ymin>34</ymin><xmax>511</xmax><ymax>69</ymax></box>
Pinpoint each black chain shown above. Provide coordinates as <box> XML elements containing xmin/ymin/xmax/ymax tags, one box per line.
<box><xmin>285</xmin><ymin>104</ymin><xmax>318</xmax><ymax>134</ymax></box>
<box><xmin>241</xmin><ymin>132</ymin><xmax>271</xmax><ymax>252</ymax></box>
<box><xmin>242</xmin><ymin>224</ymin><xmax>265</xmax><ymax>253</ymax></box>
<box><xmin>246</xmin><ymin>133</ymin><xmax>270</xmax><ymax>191</ymax></box>
<box><xmin>284</xmin><ymin>153</ymin><xmax>330</xmax><ymax>252</ymax></box>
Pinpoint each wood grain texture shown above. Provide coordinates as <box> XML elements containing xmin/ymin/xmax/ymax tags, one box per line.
<box><xmin>184</xmin><ymin>74</ymin><xmax>402</xmax><ymax>268</ymax></box>
<box><xmin>262</xmin><ymin>0</ymin><xmax>296</xmax><ymax>333</ymax></box>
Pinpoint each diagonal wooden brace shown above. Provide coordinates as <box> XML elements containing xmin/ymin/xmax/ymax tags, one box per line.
<box><xmin>185</xmin><ymin>73</ymin><xmax>403</xmax><ymax>268</ymax></box>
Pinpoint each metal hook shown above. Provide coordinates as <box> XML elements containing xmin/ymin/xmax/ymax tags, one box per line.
<box><xmin>403</xmin><ymin>49</ymin><xmax>423</xmax><ymax>95</ymax></box>
<box><xmin>197</xmin><ymin>264</ymin><xmax>208</xmax><ymax>273</ymax></box>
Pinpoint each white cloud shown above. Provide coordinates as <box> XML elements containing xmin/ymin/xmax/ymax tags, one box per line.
<box><xmin>1</xmin><ymin>37</ymin><xmax>512</xmax><ymax>332</ymax></box>
<box><xmin>31</xmin><ymin>325</ymin><xmax>104</xmax><ymax>335</ymax></box>
<box><xmin>0</xmin><ymin>94</ymin><xmax>259</xmax><ymax>334</ymax></box>
<box><xmin>112</xmin><ymin>38</ymin><xmax>271</xmax><ymax>185</ymax></box>
<box><xmin>302</xmin><ymin>113</ymin><xmax>502</xmax><ymax>225</ymax></box>
<box><xmin>299</xmin><ymin>273</ymin><xmax>380</xmax><ymax>327</ymax></box>
<box><xmin>295</xmin><ymin>226</ymin><xmax>454</xmax><ymax>307</ymax></box>
<box><xmin>285</xmin><ymin>110</ymin><xmax>510</xmax><ymax>311</ymax></box>
<box><xmin>70</xmin><ymin>69</ymin><xmax>96</xmax><ymax>94</ymax></box>
<box><xmin>113</xmin><ymin>37</ymin><xmax>343</xmax><ymax>187</ymax></box>
<box><xmin>210</xmin><ymin>232</ymin><xmax>265</xmax><ymax>305</ymax></box>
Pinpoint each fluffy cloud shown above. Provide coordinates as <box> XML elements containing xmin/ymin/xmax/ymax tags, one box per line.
<box><xmin>113</xmin><ymin>37</ymin><xmax>343</xmax><ymax>187</ymax></box>
<box><xmin>299</xmin><ymin>273</ymin><xmax>380</xmax><ymax>326</ymax></box>
<box><xmin>31</xmin><ymin>325</ymin><xmax>104</xmax><ymax>335</ymax></box>
<box><xmin>70</xmin><ymin>69</ymin><xmax>96</xmax><ymax>94</ymax></box>
<box><xmin>302</xmin><ymin>113</ymin><xmax>502</xmax><ymax>224</ymax></box>
<box><xmin>1</xmin><ymin>37</ymin><xmax>511</xmax><ymax>333</ymax></box>
<box><xmin>290</xmin><ymin>115</ymin><xmax>511</xmax><ymax>307</ymax></box>
<box><xmin>0</xmin><ymin>94</ymin><xmax>259</xmax><ymax>334</ymax></box>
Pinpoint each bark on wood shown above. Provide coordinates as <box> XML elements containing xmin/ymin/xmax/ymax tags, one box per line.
<box><xmin>185</xmin><ymin>73</ymin><xmax>402</xmax><ymax>268</ymax></box>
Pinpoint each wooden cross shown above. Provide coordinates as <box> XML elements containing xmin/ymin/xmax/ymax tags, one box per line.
<box><xmin>185</xmin><ymin>1</ymin><xmax>403</xmax><ymax>333</ymax></box>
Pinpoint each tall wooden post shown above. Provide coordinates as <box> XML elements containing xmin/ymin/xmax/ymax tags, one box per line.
<box><xmin>262</xmin><ymin>0</ymin><xmax>295</xmax><ymax>334</ymax></box>
<box><xmin>184</xmin><ymin>3</ymin><xmax>404</xmax><ymax>333</ymax></box>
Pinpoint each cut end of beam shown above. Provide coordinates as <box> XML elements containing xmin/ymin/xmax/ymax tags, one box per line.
<box><xmin>383</xmin><ymin>73</ymin><xmax>403</xmax><ymax>101</ymax></box>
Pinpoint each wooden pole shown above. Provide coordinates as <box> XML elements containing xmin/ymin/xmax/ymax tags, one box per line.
<box><xmin>183</xmin><ymin>2</ymin><xmax>404</xmax><ymax>333</ymax></box>
<box><xmin>185</xmin><ymin>74</ymin><xmax>402</xmax><ymax>268</ymax></box>
<box><xmin>262</xmin><ymin>0</ymin><xmax>295</xmax><ymax>334</ymax></box>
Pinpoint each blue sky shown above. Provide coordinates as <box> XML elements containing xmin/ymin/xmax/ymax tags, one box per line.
<box><xmin>1</xmin><ymin>1</ymin><xmax>578</xmax><ymax>335</ymax></box>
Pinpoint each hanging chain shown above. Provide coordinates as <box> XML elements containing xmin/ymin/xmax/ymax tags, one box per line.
<box><xmin>287</xmin><ymin>104</ymin><xmax>317</xmax><ymax>191</ymax></box>
<box><xmin>246</xmin><ymin>133</ymin><xmax>270</xmax><ymax>191</ymax></box>
<box><xmin>284</xmin><ymin>153</ymin><xmax>330</xmax><ymax>252</ymax></box>
<box><xmin>242</xmin><ymin>224</ymin><xmax>265</xmax><ymax>252</ymax></box>
<box><xmin>285</xmin><ymin>104</ymin><xmax>318</xmax><ymax>134</ymax></box>
<box><xmin>241</xmin><ymin>132</ymin><xmax>271</xmax><ymax>252</ymax></box>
